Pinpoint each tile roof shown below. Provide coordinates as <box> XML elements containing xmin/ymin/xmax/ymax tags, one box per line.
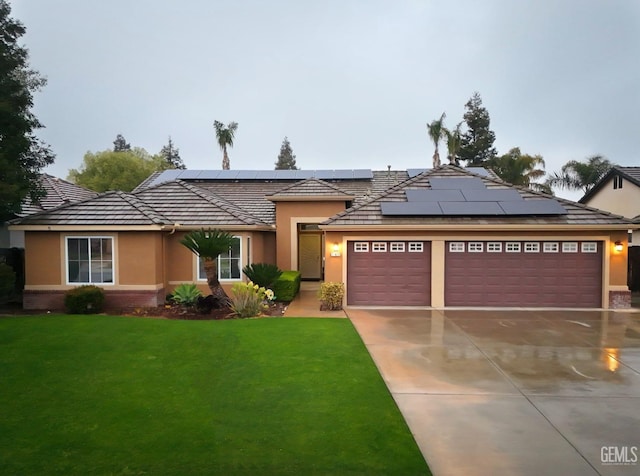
<box><xmin>18</xmin><ymin>174</ymin><xmax>97</xmax><ymax>216</ymax></box>
<box><xmin>266</xmin><ymin>178</ymin><xmax>355</xmax><ymax>200</ymax></box>
<box><xmin>323</xmin><ymin>165</ymin><xmax>634</xmax><ymax>228</ymax></box>
<box><xmin>579</xmin><ymin>166</ymin><xmax>640</xmax><ymax>203</ymax></box>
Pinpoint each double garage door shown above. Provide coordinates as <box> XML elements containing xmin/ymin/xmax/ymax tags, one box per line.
<box><xmin>347</xmin><ymin>240</ymin><xmax>602</xmax><ymax>307</ymax></box>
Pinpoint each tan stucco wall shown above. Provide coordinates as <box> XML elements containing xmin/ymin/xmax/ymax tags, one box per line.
<box><xmin>586</xmin><ymin>180</ymin><xmax>640</xmax><ymax>219</ymax></box>
<box><xmin>274</xmin><ymin>201</ymin><xmax>346</xmax><ymax>271</ymax></box>
<box><xmin>118</xmin><ymin>232</ymin><xmax>163</xmax><ymax>285</ymax></box>
<box><xmin>25</xmin><ymin>232</ymin><xmax>61</xmax><ymax>285</ymax></box>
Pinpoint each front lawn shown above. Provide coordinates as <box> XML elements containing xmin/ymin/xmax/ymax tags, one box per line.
<box><xmin>0</xmin><ymin>315</ymin><xmax>430</xmax><ymax>475</ymax></box>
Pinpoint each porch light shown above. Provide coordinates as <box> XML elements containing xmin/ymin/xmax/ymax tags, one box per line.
<box><xmin>331</xmin><ymin>243</ymin><xmax>341</xmax><ymax>257</ymax></box>
<box><xmin>614</xmin><ymin>241</ymin><xmax>624</xmax><ymax>253</ymax></box>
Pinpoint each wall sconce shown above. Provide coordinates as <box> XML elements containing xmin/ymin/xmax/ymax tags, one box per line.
<box><xmin>331</xmin><ymin>242</ymin><xmax>341</xmax><ymax>257</ymax></box>
<box><xmin>614</xmin><ymin>241</ymin><xmax>624</xmax><ymax>253</ymax></box>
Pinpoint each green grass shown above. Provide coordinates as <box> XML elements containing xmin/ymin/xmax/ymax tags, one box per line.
<box><xmin>0</xmin><ymin>315</ymin><xmax>430</xmax><ymax>475</ymax></box>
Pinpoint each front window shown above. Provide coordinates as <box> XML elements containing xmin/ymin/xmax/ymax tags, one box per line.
<box><xmin>66</xmin><ymin>237</ymin><xmax>114</xmax><ymax>284</ymax></box>
<box><xmin>198</xmin><ymin>236</ymin><xmax>242</xmax><ymax>281</ymax></box>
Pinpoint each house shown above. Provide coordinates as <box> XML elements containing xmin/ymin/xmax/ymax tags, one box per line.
<box><xmin>578</xmin><ymin>166</ymin><xmax>640</xmax><ymax>291</ymax></box>
<box><xmin>9</xmin><ymin>166</ymin><xmax>636</xmax><ymax>310</ymax></box>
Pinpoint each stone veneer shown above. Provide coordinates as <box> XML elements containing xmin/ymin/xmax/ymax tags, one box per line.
<box><xmin>609</xmin><ymin>290</ymin><xmax>631</xmax><ymax>309</ymax></box>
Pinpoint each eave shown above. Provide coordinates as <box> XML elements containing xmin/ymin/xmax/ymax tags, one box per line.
<box><xmin>319</xmin><ymin>223</ymin><xmax>639</xmax><ymax>232</ymax></box>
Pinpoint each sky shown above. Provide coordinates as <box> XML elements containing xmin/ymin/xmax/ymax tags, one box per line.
<box><xmin>11</xmin><ymin>0</ymin><xmax>640</xmax><ymax>200</ymax></box>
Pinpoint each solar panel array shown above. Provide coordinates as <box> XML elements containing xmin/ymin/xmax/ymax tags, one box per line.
<box><xmin>407</xmin><ymin>167</ymin><xmax>491</xmax><ymax>178</ymax></box>
<box><xmin>381</xmin><ymin>177</ymin><xmax>567</xmax><ymax>217</ymax></box>
<box><xmin>148</xmin><ymin>169</ymin><xmax>373</xmax><ymax>187</ymax></box>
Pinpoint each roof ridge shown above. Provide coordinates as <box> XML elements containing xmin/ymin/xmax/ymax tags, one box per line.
<box><xmin>116</xmin><ymin>191</ymin><xmax>169</xmax><ymax>224</ymax></box>
<box><xmin>8</xmin><ymin>190</ymin><xmax>119</xmax><ymax>224</ymax></box>
<box><xmin>267</xmin><ymin>177</ymin><xmax>353</xmax><ymax>196</ymax></box>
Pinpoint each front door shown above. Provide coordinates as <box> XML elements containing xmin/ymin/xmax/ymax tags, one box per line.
<box><xmin>298</xmin><ymin>233</ymin><xmax>323</xmax><ymax>280</ymax></box>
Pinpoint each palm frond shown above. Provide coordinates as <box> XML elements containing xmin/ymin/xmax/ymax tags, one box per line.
<box><xmin>180</xmin><ymin>228</ymin><xmax>236</xmax><ymax>260</ymax></box>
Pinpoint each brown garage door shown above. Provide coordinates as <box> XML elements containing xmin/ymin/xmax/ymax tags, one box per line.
<box><xmin>445</xmin><ymin>241</ymin><xmax>602</xmax><ymax>307</ymax></box>
<box><xmin>347</xmin><ymin>241</ymin><xmax>431</xmax><ymax>306</ymax></box>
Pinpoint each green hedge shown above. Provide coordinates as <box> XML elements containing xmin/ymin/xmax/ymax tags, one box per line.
<box><xmin>272</xmin><ymin>271</ymin><xmax>301</xmax><ymax>302</ymax></box>
<box><xmin>64</xmin><ymin>285</ymin><xmax>105</xmax><ymax>314</ymax></box>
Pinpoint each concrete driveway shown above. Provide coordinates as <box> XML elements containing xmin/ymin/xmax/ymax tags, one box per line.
<box><xmin>347</xmin><ymin>309</ymin><xmax>640</xmax><ymax>476</ymax></box>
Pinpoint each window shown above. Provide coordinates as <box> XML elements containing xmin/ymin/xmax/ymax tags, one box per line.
<box><xmin>582</xmin><ymin>242</ymin><xmax>598</xmax><ymax>253</ymax></box>
<box><xmin>524</xmin><ymin>242</ymin><xmax>540</xmax><ymax>253</ymax></box>
<box><xmin>66</xmin><ymin>237</ymin><xmax>114</xmax><ymax>284</ymax></box>
<box><xmin>613</xmin><ymin>175</ymin><xmax>623</xmax><ymax>190</ymax></box>
<box><xmin>390</xmin><ymin>242</ymin><xmax>405</xmax><ymax>252</ymax></box>
<box><xmin>543</xmin><ymin>242</ymin><xmax>559</xmax><ymax>253</ymax></box>
<box><xmin>408</xmin><ymin>242</ymin><xmax>424</xmax><ymax>252</ymax></box>
<box><xmin>354</xmin><ymin>242</ymin><xmax>369</xmax><ymax>252</ymax></box>
<box><xmin>562</xmin><ymin>242</ymin><xmax>578</xmax><ymax>253</ymax></box>
<box><xmin>198</xmin><ymin>236</ymin><xmax>242</xmax><ymax>281</ymax></box>
<box><xmin>449</xmin><ymin>242</ymin><xmax>465</xmax><ymax>252</ymax></box>
<box><xmin>487</xmin><ymin>242</ymin><xmax>502</xmax><ymax>252</ymax></box>
<box><xmin>372</xmin><ymin>242</ymin><xmax>387</xmax><ymax>252</ymax></box>
<box><xmin>468</xmin><ymin>242</ymin><xmax>484</xmax><ymax>252</ymax></box>
<box><xmin>506</xmin><ymin>242</ymin><xmax>521</xmax><ymax>253</ymax></box>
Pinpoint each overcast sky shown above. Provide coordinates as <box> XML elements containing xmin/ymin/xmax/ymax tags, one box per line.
<box><xmin>12</xmin><ymin>0</ymin><xmax>640</xmax><ymax>199</ymax></box>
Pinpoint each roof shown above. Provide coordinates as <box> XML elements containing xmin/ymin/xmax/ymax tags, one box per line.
<box><xmin>579</xmin><ymin>166</ymin><xmax>640</xmax><ymax>203</ymax></box>
<box><xmin>266</xmin><ymin>178</ymin><xmax>355</xmax><ymax>201</ymax></box>
<box><xmin>322</xmin><ymin>165</ymin><xmax>634</xmax><ymax>228</ymax></box>
<box><xmin>18</xmin><ymin>174</ymin><xmax>97</xmax><ymax>216</ymax></box>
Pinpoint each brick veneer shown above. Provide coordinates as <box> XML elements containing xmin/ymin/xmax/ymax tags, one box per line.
<box><xmin>23</xmin><ymin>288</ymin><xmax>166</xmax><ymax>311</ymax></box>
<box><xmin>608</xmin><ymin>290</ymin><xmax>631</xmax><ymax>309</ymax></box>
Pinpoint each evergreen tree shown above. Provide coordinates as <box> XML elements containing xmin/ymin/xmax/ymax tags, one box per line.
<box><xmin>159</xmin><ymin>136</ymin><xmax>185</xmax><ymax>169</ymax></box>
<box><xmin>275</xmin><ymin>137</ymin><xmax>298</xmax><ymax>170</ymax></box>
<box><xmin>113</xmin><ymin>134</ymin><xmax>131</xmax><ymax>151</ymax></box>
<box><xmin>458</xmin><ymin>92</ymin><xmax>497</xmax><ymax>166</ymax></box>
<box><xmin>0</xmin><ymin>0</ymin><xmax>55</xmax><ymax>219</ymax></box>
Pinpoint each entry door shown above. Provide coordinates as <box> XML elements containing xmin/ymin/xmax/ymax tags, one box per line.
<box><xmin>299</xmin><ymin>233</ymin><xmax>322</xmax><ymax>280</ymax></box>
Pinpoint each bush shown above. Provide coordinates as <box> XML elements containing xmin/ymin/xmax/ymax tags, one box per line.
<box><xmin>0</xmin><ymin>263</ymin><xmax>16</xmax><ymax>302</ymax></box>
<box><xmin>242</xmin><ymin>263</ymin><xmax>283</xmax><ymax>288</ymax></box>
<box><xmin>318</xmin><ymin>282</ymin><xmax>345</xmax><ymax>310</ymax></box>
<box><xmin>64</xmin><ymin>285</ymin><xmax>105</xmax><ymax>314</ymax></box>
<box><xmin>170</xmin><ymin>283</ymin><xmax>202</xmax><ymax>307</ymax></box>
<box><xmin>272</xmin><ymin>271</ymin><xmax>301</xmax><ymax>302</ymax></box>
<box><xmin>230</xmin><ymin>281</ymin><xmax>275</xmax><ymax>318</ymax></box>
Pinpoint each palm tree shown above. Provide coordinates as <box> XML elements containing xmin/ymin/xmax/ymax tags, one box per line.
<box><xmin>180</xmin><ymin>228</ymin><xmax>236</xmax><ymax>303</ymax></box>
<box><xmin>487</xmin><ymin>148</ymin><xmax>551</xmax><ymax>193</ymax></box>
<box><xmin>213</xmin><ymin>121</ymin><xmax>238</xmax><ymax>170</ymax></box>
<box><xmin>427</xmin><ymin>112</ymin><xmax>446</xmax><ymax>168</ymax></box>
<box><xmin>444</xmin><ymin>122</ymin><xmax>463</xmax><ymax>165</ymax></box>
<box><xmin>546</xmin><ymin>155</ymin><xmax>614</xmax><ymax>193</ymax></box>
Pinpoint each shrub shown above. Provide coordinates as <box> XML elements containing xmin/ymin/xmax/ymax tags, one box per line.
<box><xmin>64</xmin><ymin>285</ymin><xmax>105</xmax><ymax>314</ymax></box>
<box><xmin>0</xmin><ymin>263</ymin><xmax>16</xmax><ymax>302</ymax></box>
<box><xmin>318</xmin><ymin>282</ymin><xmax>345</xmax><ymax>310</ymax></box>
<box><xmin>242</xmin><ymin>263</ymin><xmax>283</xmax><ymax>288</ymax></box>
<box><xmin>171</xmin><ymin>283</ymin><xmax>202</xmax><ymax>307</ymax></box>
<box><xmin>272</xmin><ymin>271</ymin><xmax>301</xmax><ymax>302</ymax></box>
<box><xmin>230</xmin><ymin>281</ymin><xmax>275</xmax><ymax>318</ymax></box>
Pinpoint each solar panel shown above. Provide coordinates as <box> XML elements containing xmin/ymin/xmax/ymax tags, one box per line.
<box><xmin>405</xmin><ymin>189</ymin><xmax>466</xmax><ymax>202</ymax></box>
<box><xmin>407</xmin><ymin>168</ymin><xmax>428</xmax><ymax>178</ymax></box>
<box><xmin>440</xmin><ymin>201</ymin><xmax>505</xmax><ymax>215</ymax></box>
<box><xmin>255</xmin><ymin>170</ymin><xmax>275</xmax><ymax>179</ymax></box>
<box><xmin>465</xmin><ymin>167</ymin><xmax>491</xmax><ymax>177</ymax></box>
<box><xmin>381</xmin><ymin>202</ymin><xmax>443</xmax><ymax>216</ymax></box>
<box><xmin>176</xmin><ymin>170</ymin><xmax>201</xmax><ymax>180</ymax></box>
<box><xmin>499</xmin><ymin>200</ymin><xmax>567</xmax><ymax>215</ymax></box>
<box><xmin>234</xmin><ymin>171</ymin><xmax>258</xmax><ymax>179</ymax></box>
<box><xmin>196</xmin><ymin>170</ymin><xmax>222</xmax><ymax>179</ymax></box>
<box><xmin>429</xmin><ymin>177</ymin><xmax>486</xmax><ymax>190</ymax></box>
<box><xmin>461</xmin><ymin>189</ymin><xmax>523</xmax><ymax>202</ymax></box>
<box><xmin>353</xmin><ymin>169</ymin><xmax>373</xmax><ymax>179</ymax></box>
<box><xmin>313</xmin><ymin>170</ymin><xmax>334</xmax><ymax>179</ymax></box>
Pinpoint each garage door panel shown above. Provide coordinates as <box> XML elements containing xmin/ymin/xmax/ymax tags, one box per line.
<box><xmin>347</xmin><ymin>241</ymin><xmax>430</xmax><ymax>306</ymax></box>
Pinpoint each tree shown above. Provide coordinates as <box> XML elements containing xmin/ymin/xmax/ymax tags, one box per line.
<box><xmin>0</xmin><ymin>0</ymin><xmax>55</xmax><ymax>220</ymax></box>
<box><xmin>426</xmin><ymin>112</ymin><xmax>447</xmax><ymax>168</ymax></box>
<box><xmin>180</xmin><ymin>228</ymin><xmax>236</xmax><ymax>304</ymax></box>
<box><xmin>443</xmin><ymin>122</ymin><xmax>463</xmax><ymax>165</ymax></box>
<box><xmin>486</xmin><ymin>148</ymin><xmax>550</xmax><ymax>193</ymax></box>
<box><xmin>159</xmin><ymin>136</ymin><xmax>185</xmax><ymax>170</ymax></box>
<box><xmin>546</xmin><ymin>155</ymin><xmax>615</xmax><ymax>194</ymax></box>
<box><xmin>112</xmin><ymin>134</ymin><xmax>131</xmax><ymax>152</ymax></box>
<box><xmin>68</xmin><ymin>148</ymin><xmax>171</xmax><ymax>192</ymax></box>
<box><xmin>213</xmin><ymin>120</ymin><xmax>238</xmax><ymax>170</ymax></box>
<box><xmin>458</xmin><ymin>92</ymin><xmax>497</xmax><ymax>166</ymax></box>
<box><xmin>274</xmin><ymin>137</ymin><xmax>298</xmax><ymax>170</ymax></box>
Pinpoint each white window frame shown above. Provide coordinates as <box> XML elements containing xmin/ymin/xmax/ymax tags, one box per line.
<box><xmin>487</xmin><ymin>242</ymin><xmax>502</xmax><ymax>253</ymax></box>
<box><xmin>524</xmin><ymin>242</ymin><xmax>540</xmax><ymax>253</ymax></box>
<box><xmin>408</xmin><ymin>242</ymin><xmax>424</xmax><ymax>252</ymax></box>
<box><xmin>449</xmin><ymin>242</ymin><xmax>465</xmax><ymax>253</ymax></box>
<box><xmin>65</xmin><ymin>236</ymin><xmax>115</xmax><ymax>285</ymax></box>
<box><xmin>506</xmin><ymin>242</ymin><xmax>521</xmax><ymax>253</ymax></box>
<box><xmin>582</xmin><ymin>242</ymin><xmax>598</xmax><ymax>253</ymax></box>
<box><xmin>543</xmin><ymin>242</ymin><xmax>559</xmax><ymax>253</ymax></box>
<box><xmin>198</xmin><ymin>235</ymin><xmax>243</xmax><ymax>281</ymax></box>
<box><xmin>372</xmin><ymin>242</ymin><xmax>387</xmax><ymax>252</ymax></box>
<box><xmin>468</xmin><ymin>242</ymin><xmax>484</xmax><ymax>253</ymax></box>
<box><xmin>390</xmin><ymin>242</ymin><xmax>405</xmax><ymax>252</ymax></box>
<box><xmin>562</xmin><ymin>242</ymin><xmax>578</xmax><ymax>253</ymax></box>
<box><xmin>354</xmin><ymin>242</ymin><xmax>369</xmax><ymax>252</ymax></box>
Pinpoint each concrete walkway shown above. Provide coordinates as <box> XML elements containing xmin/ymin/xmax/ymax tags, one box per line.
<box><xmin>348</xmin><ymin>308</ymin><xmax>640</xmax><ymax>476</ymax></box>
<box><xmin>282</xmin><ymin>282</ymin><xmax>346</xmax><ymax>318</ymax></box>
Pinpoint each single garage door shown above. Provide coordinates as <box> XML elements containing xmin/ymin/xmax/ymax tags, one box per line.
<box><xmin>445</xmin><ymin>240</ymin><xmax>602</xmax><ymax>307</ymax></box>
<box><xmin>347</xmin><ymin>241</ymin><xmax>431</xmax><ymax>306</ymax></box>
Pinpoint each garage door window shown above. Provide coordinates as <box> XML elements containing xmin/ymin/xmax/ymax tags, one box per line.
<box><xmin>372</xmin><ymin>242</ymin><xmax>387</xmax><ymax>252</ymax></box>
<box><xmin>582</xmin><ymin>242</ymin><xmax>597</xmax><ymax>253</ymax></box>
<box><xmin>562</xmin><ymin>242</ymin><xmax>578</xmax><ymax>253</ymax></box>
<box><xmin>390</xmin><ymin>242</ymin><xmax>405</xmax><ymax>252</ymax></box>
<box><xmin>543</xmin><ymin>242</ymin><xmax>559</xmax><ymax>253</ymax></box>
<box><xmin>524</xmin><ymin>242</ymin><xmax>540</xmax><ymax>253</ymax></box>
<box><xmin>449</xmin><ymin>242</ymin><xmax>465</xmax><ymax>252</ymax></box>
<box><xmin>487</xmin><ymin>242</ymin><xmax>502</xmax><ymax>252</ymax></box>
<box><xmin>468</xmin><ymin>242</ymin><xmax>484</xmax><ymax>252</ymax></box>
<box><xmin>354</xmin><ymin>242</ymin><xmax>369</xmax><ymax>252</ymax></box>
<box><xmin>409</xmin><ymin>242</ymin><xmax>424</xmax><ymax>252</ymax></box>
<box><xmin>506</xmin><ymin>242</ymin><xmax>521</xmax><ymax>253</ymax></box>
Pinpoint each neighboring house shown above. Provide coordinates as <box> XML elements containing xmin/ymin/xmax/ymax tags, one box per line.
<box><xmin>579</xmin><ymin>166</ymin><xmax>640</xmax><ymax>291</ymax></box>
<box><xmin>9</xmin><ymin>166</ymin><xmax>636</xmax><ymax>310</ymax></box>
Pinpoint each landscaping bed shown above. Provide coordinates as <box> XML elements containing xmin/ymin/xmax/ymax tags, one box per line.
<box><xmin>121</xmin><ymin>300</ymin><xmax>289</xmax><ymax>320</ymax></box>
